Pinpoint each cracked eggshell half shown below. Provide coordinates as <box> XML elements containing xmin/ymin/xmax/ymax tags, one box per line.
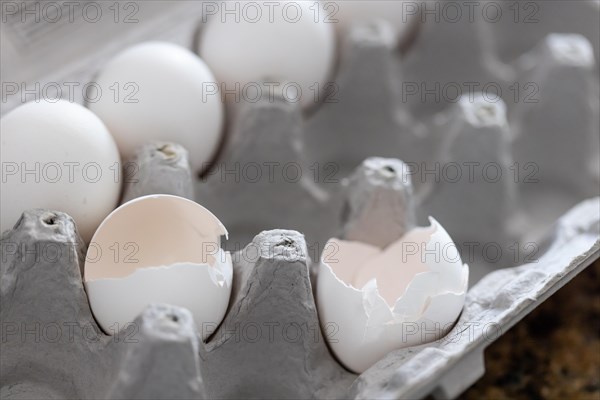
<box><xmin>84</xmin><ymin>195</ymin><xmax>232</xmax><ymax>341</ymax></box>
<box><xmin>317</xmin><ymin>217</ymin><xmax>468</xmax><ymax>373</ymax></box>
<box><xmin>88</xmin><ymin>41</ymin><xmax>223</xmax><ymax>174</ymax></box>
<box><xmin>0</xmin><ymin>100</ymin><xmax>121</xmax><ymax>242</ymax></box>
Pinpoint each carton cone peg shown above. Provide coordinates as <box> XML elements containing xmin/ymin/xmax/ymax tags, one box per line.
<box><xmin>511</xmin><ymin>34</ymin><xmax>599</xmax><ymax>196</ymax></box>
<box><xmin>121</xmin><ymin>142</ymin><xmax>194</xmax><ymax>203</ymax></box>
<box><xmin>1</xmin><ymin>210</ymin><xmax>108</xmax><ymax>398</ymax></box>
<box><xmin>305</xmin><ymin>21</ymin><xmax>413</xmax><ymax>176</ymax></box>
<box><xmin>401</xmin><ymin>2</ymin><xmax>505</xmax><ymax>118</ymax></box>
<box><xmin>197</xmin><ymin>85</ymin><xmax>328</xmax><ymax>249</ymax></box>
<box><xmin>339</xmin><ymin>157</ymin><xmax>416</xmax><ymax>248</ymax></box>
<box><xmin>107</xmin><ymin>305</ymin><xmax>205</xmax><ymax>400</ymax></box>
<box><xmin>199</xmin><ymin>230</ymin><xmax>355</xmax><ymax>399</ymax></box>
<box><xmin>487</xmin><ymin>1</ymin><xmax>600</xmax><ymax>71</ymax></box>
<box><xmin>420</xmin><ymin>94</ymin><xmax>516</xmax><ymax>269</ymax></box>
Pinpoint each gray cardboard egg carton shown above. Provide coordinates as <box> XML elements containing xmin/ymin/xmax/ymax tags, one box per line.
<box><xmin>2</xmin><ymin>3</ymin><xmax>600</xmax><ymax>400</ymax></box>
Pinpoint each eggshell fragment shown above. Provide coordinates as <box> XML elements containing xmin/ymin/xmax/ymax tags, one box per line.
<box><xmin>317</xmin><ymin>218</ymin><xmax>468</xmax><ymax>373</ymax></box>
<box><xmin>89</xmin><ymin>41</ymin><xmax>224</xmax><ymax>173</ymax></box>
<box><xmin>0</xmin><ymin>100</ymin><xmax>121</xmax><ymax>242</ymax></box>
<box><xmin>84</xmin><ymin>195</ymin><xmax>232</xmax><ymax>340</ymax></box>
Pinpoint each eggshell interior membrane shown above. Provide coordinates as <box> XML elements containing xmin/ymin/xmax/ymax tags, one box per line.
<box><xmin>327</xmin><ymin>218</ymin><xmax>464</xmax><ymax>307</ymax></box>
<box><xmin>199</xmin><ymin>0</ymin><xmax>335</xmax><ymax>109</ymax></box>
<box><xmin>84</xmin><ymin>195</ymin><xmax>232</xmax><ymax>339</ymax></box>
<box><xmin>89</xmin><ymin>41</ymin><xmax>224</xmax><ymax>173</ymax></box>
<box><xmin>85</xmin><ymin>195</ymin><xmax>228</xmax><ymax>281</ymax></box>
<box><xmin>317</xmin><ymin>217</ymin><xmax>469</xmax><ymax>373</ymax></box>
<box><xmin>0</xmin><ymin>100</ymin><xmax>121</xmax><ymax>242</ymax></box>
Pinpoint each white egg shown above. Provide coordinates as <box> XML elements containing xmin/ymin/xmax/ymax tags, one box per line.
<box><xmin>84</xmin><ymin>195</ymin><xmax>232</xmax><ymax>340</ymax></box>
<box><xmin>0</xmin><ymin>100</ymin><xmax>121</xmax><ymax>242</ymax></box>
<box><xmin>317</xmin><ymin>218</ymin><xmax>468</xmax><ymax>373</ymax></box>
<box><xmin>89</xmin><ymin>41</ymin><xmax>224</xmax><ymax>173</ymax></box>
<box><xmin>199</xmin><ymin>0</ymin><xmax>336</xmax><ymax>109</ymax></box>
<box><xmin>333</xmin><ymin>0</ymin><xmax>415</xmax><ymax>39</ymax></box>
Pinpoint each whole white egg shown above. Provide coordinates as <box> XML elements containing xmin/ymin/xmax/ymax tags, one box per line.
<box><xmin>89</xmin><ymin>41</ymin><xmax>224</xmax><ymax>173</ymax></box>
<box><xmin>198</xmin><ymin>0</ymin><xmax>336</xmax><ymax>109</ymax></box>
<box><xmin>0</xmin><ymin>100</ymin><xmax>121</xmax><ymax>242</ymax></box>
<box><xmin>84</xmin><ymin>195</ymin><xmax>232</xmax><ymax>340</ymax></box>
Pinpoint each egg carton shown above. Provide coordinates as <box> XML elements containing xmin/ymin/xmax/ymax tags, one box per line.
<box><xmin>2</xmin><ymin>2</ymin><xmax>600</xmax><ymax>399</ymax></box>
<box><xmin>1</xmin><ymin>141</ymin><xmax>599</xmax><ymax>400</ymax></box>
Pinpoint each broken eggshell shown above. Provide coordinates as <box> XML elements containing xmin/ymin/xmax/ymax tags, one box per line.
<box><xmin>317</xmin><ymin>217</ymin><xmax>468</xmax><ymax>373</ymax></box>
<box><xmin>84</xmin><ymin>195</ymin><xmax>232</xmax><ymax>341</ymax></box>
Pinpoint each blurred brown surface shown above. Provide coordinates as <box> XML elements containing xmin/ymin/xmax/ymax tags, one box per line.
<box><xmin>460</xmin><ymin>260</ymin><xmax>600</xmax><ymax>400</ymax></box>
